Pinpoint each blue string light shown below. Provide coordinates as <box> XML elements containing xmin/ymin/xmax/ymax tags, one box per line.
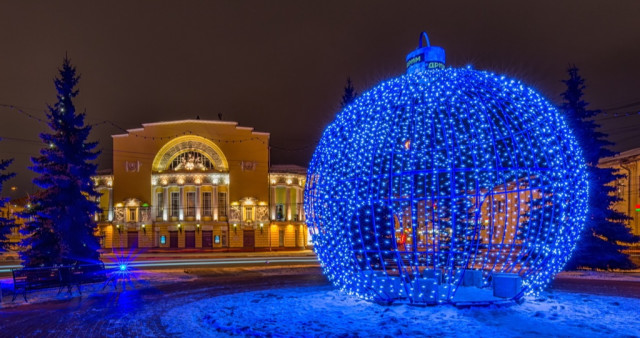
<box><xmin>305</xmin><ymin>33</ymin><xmax>588</xmax><ymax>305</ymax></box>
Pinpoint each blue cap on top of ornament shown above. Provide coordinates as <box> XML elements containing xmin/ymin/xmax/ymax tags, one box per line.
<box><xmin>405</xmin><ymin>32</ymin><xmax>446</xmax><ymax>73</ymax></box>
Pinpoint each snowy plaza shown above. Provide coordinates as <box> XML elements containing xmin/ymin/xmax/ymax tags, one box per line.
<box><xmin>1</xmin><ymin>266</ymin><xmax>639</xmax><ymax>337</ymax></box>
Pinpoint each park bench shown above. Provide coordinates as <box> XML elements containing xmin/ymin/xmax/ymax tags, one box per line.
<box><xmin>12</xmin><ymin>267</ymin><xmax>65</xmax><ymax>302</ymax></box>
<box><xmin>11</xmin><ymin>262</ymin><xmax>108</xmax><ymax>302</ymax></box>
<box><xmin>75</xmin><ymin>262</ymin><xmax>108</xmax><ymax>285</ymax></box>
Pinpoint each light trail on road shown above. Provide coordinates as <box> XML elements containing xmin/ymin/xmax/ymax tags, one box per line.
<box><xmin>0</xmin><ymin>256</ymin><xmax>319</xmax><ymax>273</ymax></box>
<box><xmin>110</xmin><ymin>257</ymin><xmax>319</xmax><ymax>269</ymax></box>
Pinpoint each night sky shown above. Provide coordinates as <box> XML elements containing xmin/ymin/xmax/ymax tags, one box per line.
<box><xmin>1</xmin><ymin>1</ymin><xmax>640</xmax><ymax>196</ymax></box>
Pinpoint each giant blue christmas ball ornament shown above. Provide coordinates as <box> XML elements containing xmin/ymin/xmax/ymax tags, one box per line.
<box><xmin>305</xmin><ymin>33</ymin><xmax>588</xmax><ymax>305</ymax></box>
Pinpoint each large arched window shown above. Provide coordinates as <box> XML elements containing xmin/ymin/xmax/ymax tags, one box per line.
<box><xmin>152</xmin><ymin>135</ymin><xmax>229</xmax><ymax>172</ymax></box>
<box><xmin>168</xmin><ymin>151</ymin><xmax>215</xmax><ymax>171</ymax></box>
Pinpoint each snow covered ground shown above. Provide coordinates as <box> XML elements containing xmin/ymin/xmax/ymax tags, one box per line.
<box><xmin>1</xmin><ymin>268</ymin><xmax>639</xmax><ymax>337</ymax></box>
<box><xmin>163</xmin><ymin>285</ymin><xmax>640</xmax><ymax>337</ymax></box>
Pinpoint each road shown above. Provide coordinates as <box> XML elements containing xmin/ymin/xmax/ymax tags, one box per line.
<box><xmin>0</xmin><ymin>251</ymin><xmax>319</xmax><ymax>276</ymax></box>
<box><xmin>551</xmin><ymin>277</ymin><xmax>640</xmax><ymax>299</ymax></box>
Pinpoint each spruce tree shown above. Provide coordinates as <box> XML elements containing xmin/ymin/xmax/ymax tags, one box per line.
<box><xmin>0</xmin><ymin>149</ymin><xmax>15</xmax><ymax>251</ymax></box>
<box><xmin>340</xmin><ymin>77</ymin><xmax>358</xmax><ymax>108</ymax></box>
<box><xmin>561</xmin><ymin>66</ymin><xmax>639</xmax><ymax>270</ymax></box>
<box><xmin>20</xmin><ymin>57</ymin><xmax>101</xmax><ymax>267</ymax></box>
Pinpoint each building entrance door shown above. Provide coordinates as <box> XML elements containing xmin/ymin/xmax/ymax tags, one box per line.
<box><xmin>243</xmin><ymin>230</ymin><xmax>255</xmax><ymax>248</ymax></box>
<box><xmin>202</xmin><ymin>231</ymin><xmax>213</xmax><ymax>248</ymax></box>
<box><xmin>128</xmin><ymin>231</ymin><xmax>139</xmax><ymax>249</ymax></box>
<box><xmin>279</xmin><ymin>229</ymin><xmax>285</xmax><ymax>247</ymax></box>
<box><xmin>185</xmin><ymin>231</ymin><xmax>196</xmax><ymax>248</ymax></box>
<box><xmin>169</xmin><ymin>231</ymin><xmax>179</xmax><ymax>248</ymax></box>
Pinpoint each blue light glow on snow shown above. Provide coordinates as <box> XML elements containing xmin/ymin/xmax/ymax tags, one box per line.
<box><xmin>305</xmin><ymin>33</ymin><xmax>589</xmax><ymax>304</ymax></box>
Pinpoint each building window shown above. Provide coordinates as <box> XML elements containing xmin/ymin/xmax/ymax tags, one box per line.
<box><xmin>276</xmin><ymin>204</ymin><xmax>285</xmax><ymax>221</ymax></box>
<box><xmin>221</xmin><ymin>230</ymin><xmax>227</xmax><ymax>246</ymax></box>
<box><xmin>171</xmin><ymin>192</ymin><xmax>179</xmax><ymax>217</ymax></box>
<box><xmin>128</xmin><ymin>208</ymin><xmax>137</xmax><ymax>222</ymax></box>
<box><xmin>218</xmin><ymin>192</ymin><xmax>227</xmax><ymax>217</ymax></box>
<box><xmin>245</xmin><ymin>206</ymin><xmax>253</xmax><ymax>221</ymax></box>
<box><xmin>202</xmin><ymin>192</ymin><xmax>212</xmax><ymax>216</ymax></box>
<box><xmin>169</xmin><ymin>151</ymin><xmax>215</xmax><ymax>171</ymax></box>
<box><xmin>186</xmin><ymin>192</ymin><xmax>196</xmax><ymax>216</ymax></box>
<box><xmin>616</xmin><ymin>181</ymin><xmax>625</xmax><ymax>199</ymax></box>
<box><xmin>157</xmin><ymin>192</ymin><xmax>164</xmax><ymax>217</ymax></box>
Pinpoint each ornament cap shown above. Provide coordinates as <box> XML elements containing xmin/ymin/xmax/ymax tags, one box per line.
<box><xmin>406</xmin><ymin>32</ymin><xmax>445</xmax><ymax>73</ymax></box>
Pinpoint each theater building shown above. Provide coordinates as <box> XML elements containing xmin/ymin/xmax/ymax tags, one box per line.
<box><xmin>93</xmin><ymin>119</ymin><xmax>308</xmax><ymax>250</ymax></box>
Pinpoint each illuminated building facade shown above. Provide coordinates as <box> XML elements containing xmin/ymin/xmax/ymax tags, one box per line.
<box><xmin>0</xmin><ymin>198</ymin><xmax>28</xmax><ymax>250</ymax></box>
<box><xmin>94</xmin><ymin>119</ymin><xmax>308</xmax><ymax>250</ymax></box>
<box><xmin>599</xmin><ymin>147</ymin><xmax>640</xmax><ymax>237</ymax></box>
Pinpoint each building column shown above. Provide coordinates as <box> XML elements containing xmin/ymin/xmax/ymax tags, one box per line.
<box><xmin>297</xmin><ymin>187</ymin><xmax>303</xmax><ymax>221</ymax></box>
<box><xmin>196</xmin><ymin>185</ymin><xmax>201</xmax><ymax>221</ymax></box>
<box><xmin>152</xmin><ymin>188</ymin><xmax>157</xmax><ymax>220</ymax></box>
<box><xmin>285</xmin><ymin>187</ymin><xmax>291</xmax><ymax>221</ymax></box>
<box><xmin>163</xmin><ymin>186</ymin><xmax>169</xmax><ymax>221</ymax></box>
<box><xmin>213</xmin><ymin>185</ymin><xmax>219</xmax><ymax>221</ymax></box>
<box><xmin>179</xmin><ymin>186</ymin><xmax>184</xmax><ymax>221</ymax></box>
<box><xmin>270</xmin><ymin>186</ymin><xmax>276</xmax><ymax>220</ymax></box>
<box><xmin>107</xmin><ymin>188</ymin><xmax>114</xmax><ymax>221</ymax></box>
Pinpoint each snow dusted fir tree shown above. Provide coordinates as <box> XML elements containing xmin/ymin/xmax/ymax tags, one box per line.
<box><xmin>20</xmin><ymin>57</ymin><xmax>101</xmax><ymax>267</ymax></box>
<box><xmin>562</xmin><ymin>66</ymin><xmax>639</xmax><ymax>270</ymax></box>
<box><xmin>340</xmin><ymin>77</ymin><xmax>358</xmax><ymax>108</ymax></box>
<box><xmin>0</xmin><ymin>148</ymin><xmax>15</xmax><ymax>251</ymax></box>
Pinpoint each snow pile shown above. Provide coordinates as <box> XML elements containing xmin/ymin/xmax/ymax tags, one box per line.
<box><xmin>164</xmin><ymin>286</ymin><xmax>640</xmax><ymax>337</ymax></box>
